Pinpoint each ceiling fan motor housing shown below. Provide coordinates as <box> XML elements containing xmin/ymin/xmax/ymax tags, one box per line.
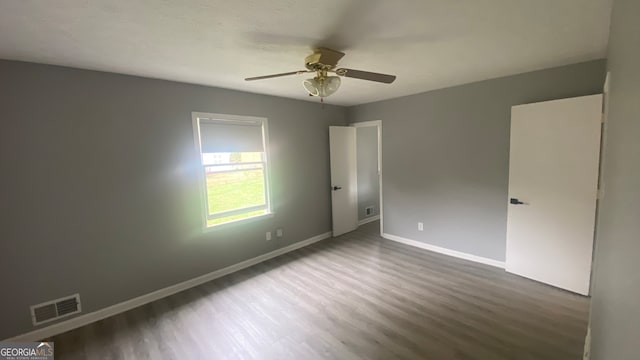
<box><xmin>304</xmin><ymin>52</ymin><xmax>323</xmax><ymax>69</ymax></box>
<box><xmin>304</xmin><ymin>48</ymin><xmax>344</xmax><ymax>70</ymax></box>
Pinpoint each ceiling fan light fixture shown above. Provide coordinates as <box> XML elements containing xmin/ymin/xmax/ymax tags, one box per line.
<box><xmin>302</xmin><ymin>78</ymin><xmax>320</xmax><ymax>97</ymax></box>
<box><xmin>302</xmin><ymin>76</ymin><xmax>341</xmax><ymax>98</ymax></box>
<box><xmin>320</xmin><ymin>76</ymin><xmax>341</xmax><ymax>97</ymax></box>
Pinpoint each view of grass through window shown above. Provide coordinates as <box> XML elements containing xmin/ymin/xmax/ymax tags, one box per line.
<box><xmin>203</xmin><ymin>152</ymin><xmax>267</xmax><ymax>226</ymax></box>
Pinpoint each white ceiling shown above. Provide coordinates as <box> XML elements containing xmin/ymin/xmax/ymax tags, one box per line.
<box><xmin>0</xmin><ymin>0</ymin><xmax>612</xmax><ymax>106</ymax></box>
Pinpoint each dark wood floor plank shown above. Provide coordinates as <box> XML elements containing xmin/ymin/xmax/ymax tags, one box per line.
<box><xmin>296</xmin><ymin>237</ymin><xmax>586</xmax><ymax>354</ymax></box>
<box><xmin>51</xmin><ymin>221</ymin><xmax>589</xmax><ymax>359</ymax></box>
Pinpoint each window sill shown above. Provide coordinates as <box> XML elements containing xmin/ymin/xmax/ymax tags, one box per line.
<box><xmin>202</xmin><ymin>212</ymin><xmax>275</xmax><ymax>233</ymax></box>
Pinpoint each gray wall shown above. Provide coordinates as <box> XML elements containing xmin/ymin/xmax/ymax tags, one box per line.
<box><xmin>0</xmin><ymin>60</ymin><xmax>347</xmax><ymax>339</ymax></box>
<box><xmin>356</xmin><ymin>126</ymin><xmax>380</xmax><ymax>220</ymax></box>
<box><xmin>590</xmin><ymin>0</ymin><xmax>640</xmax><ymax>358</ymax></box>
<box><xmin>348</xmin><ymin>60</ymin><xmax>607</xmax><ymax>261</ymax></box>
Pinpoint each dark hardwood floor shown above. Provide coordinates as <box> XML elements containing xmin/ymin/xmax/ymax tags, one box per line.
<box><xmin>51</xmin><ymin>221</ymin><xmax>589</xmax><ymax>359</ymax></box>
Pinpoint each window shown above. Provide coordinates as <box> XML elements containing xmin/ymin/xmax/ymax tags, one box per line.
<box><xmin>192</xmin><ymin>112</ymin><xmax>272</xmax><ymax>227</ymax></box>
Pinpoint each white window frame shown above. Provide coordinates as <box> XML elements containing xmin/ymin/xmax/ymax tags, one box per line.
<box><xmin>192</xmin><ymin>112</ymin><xmax>273</xmax><ymax>229</ymax></box>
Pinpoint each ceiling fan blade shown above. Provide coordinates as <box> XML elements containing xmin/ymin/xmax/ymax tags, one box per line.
<box><xmin>336</xmin><ymin>68</ymin><xmax>396</xmax><ymax>84</ymax></box>
<box><xmin>245</xmin><ymin>70</ymin><xmax>311</xmax><ymax>81</ymax></box>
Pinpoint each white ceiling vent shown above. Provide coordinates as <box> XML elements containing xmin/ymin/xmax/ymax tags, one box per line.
<box><xmin>30</xmin><ymin>294</ymin><xmax>82</xmax><ymax>326</ymax></box>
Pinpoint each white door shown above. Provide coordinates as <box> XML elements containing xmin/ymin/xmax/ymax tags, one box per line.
<box><xmin>506</xmin><ymin>94</ymin><xmax>602</xmax><ymax>295</ymax></box>
<box><xmin>329</xmin><ymin>126</ymin><xmax>358</xmax><ymax>236</ymax></box>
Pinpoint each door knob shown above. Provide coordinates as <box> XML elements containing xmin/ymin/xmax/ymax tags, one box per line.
<box><xmin>333</xmin><ymin>186</ymin><xmax>342</xmax><ymax>191</ymax></box>
<box><xmin>510</xmin><ymin>198</ymin><xmax>525</xmax><ymax>205</ymax></box>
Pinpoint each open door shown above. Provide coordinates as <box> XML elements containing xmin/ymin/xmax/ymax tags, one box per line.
<box><xmin>329</xmin><ymin>126</ymin><xmax>358</xmax><ymax>236</ymax></box>
<box><xmin>506</xmin><ymin>94</ymin><xmax>602</xmax><ymax>295</ymax></box>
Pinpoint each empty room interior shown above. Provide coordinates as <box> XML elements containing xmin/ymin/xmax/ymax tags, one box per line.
<box><xmin>1</xmin><ymin>1</ymin><xmax>638</xmax><ymax>359</ymax></box>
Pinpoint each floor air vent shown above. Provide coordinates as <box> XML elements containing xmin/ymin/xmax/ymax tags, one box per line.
<box><xmin>30</xmin><ymin>294</ymin><xmax>81</xmax><ymax>326</ymax></box>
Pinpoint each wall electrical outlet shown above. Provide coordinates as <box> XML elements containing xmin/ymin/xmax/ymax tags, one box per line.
<box><xmin>266</xmin><ymin>232</ymin><xmax>272</xmax><ymax>241</ymax></box>
<box><xmin>276</xmin><ymin>228</ymin><xmax>283</xmax><ymax>238</ymax></box>
<box><xmin>418</xmin><ymin>222</ymin><xmax>424</xmax><ymax>231</ymax></box>
<box><xmin>365</xmin><ymin>206</ymin><xmax>374</xmax><ymax>216</ymax></box>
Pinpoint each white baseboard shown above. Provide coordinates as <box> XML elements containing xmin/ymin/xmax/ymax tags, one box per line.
<box><xmin>5</xmin><ymin>231</ymin><xmax>332</xmax><ymax>342</ymax></box>
<box><xmin>358</xmin><ymin>215</ymin><xmax>380</xmax><ymax>226</ymax></box>
<box><xmin>382</xmin><ymin>233</ymin><xmax>505</xmax><ymax>269</ymax></box>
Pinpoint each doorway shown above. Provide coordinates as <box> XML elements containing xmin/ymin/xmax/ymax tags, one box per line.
<box><xmin>353</xmin><ymin>120</ymin><xmax>383</xmax><ymax>235</ymax></box>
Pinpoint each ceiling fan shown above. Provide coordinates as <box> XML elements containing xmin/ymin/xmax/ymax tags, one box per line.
<box><xmin>245</xmin><ymin>47</ymin><xmax>396</xmax><ymax>99</ymax></box>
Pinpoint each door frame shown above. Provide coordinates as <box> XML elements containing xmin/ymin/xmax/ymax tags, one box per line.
<box><xmin>352</xmin><ymin>120</ymin><xmax>383</xmax><ymax>235</ymax></box>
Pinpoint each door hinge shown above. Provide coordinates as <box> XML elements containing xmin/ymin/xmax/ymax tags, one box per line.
<box><xmin>601</xmin><ymin>113</ymin><xmax>605</xmax><ymax>124</ymax></box>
